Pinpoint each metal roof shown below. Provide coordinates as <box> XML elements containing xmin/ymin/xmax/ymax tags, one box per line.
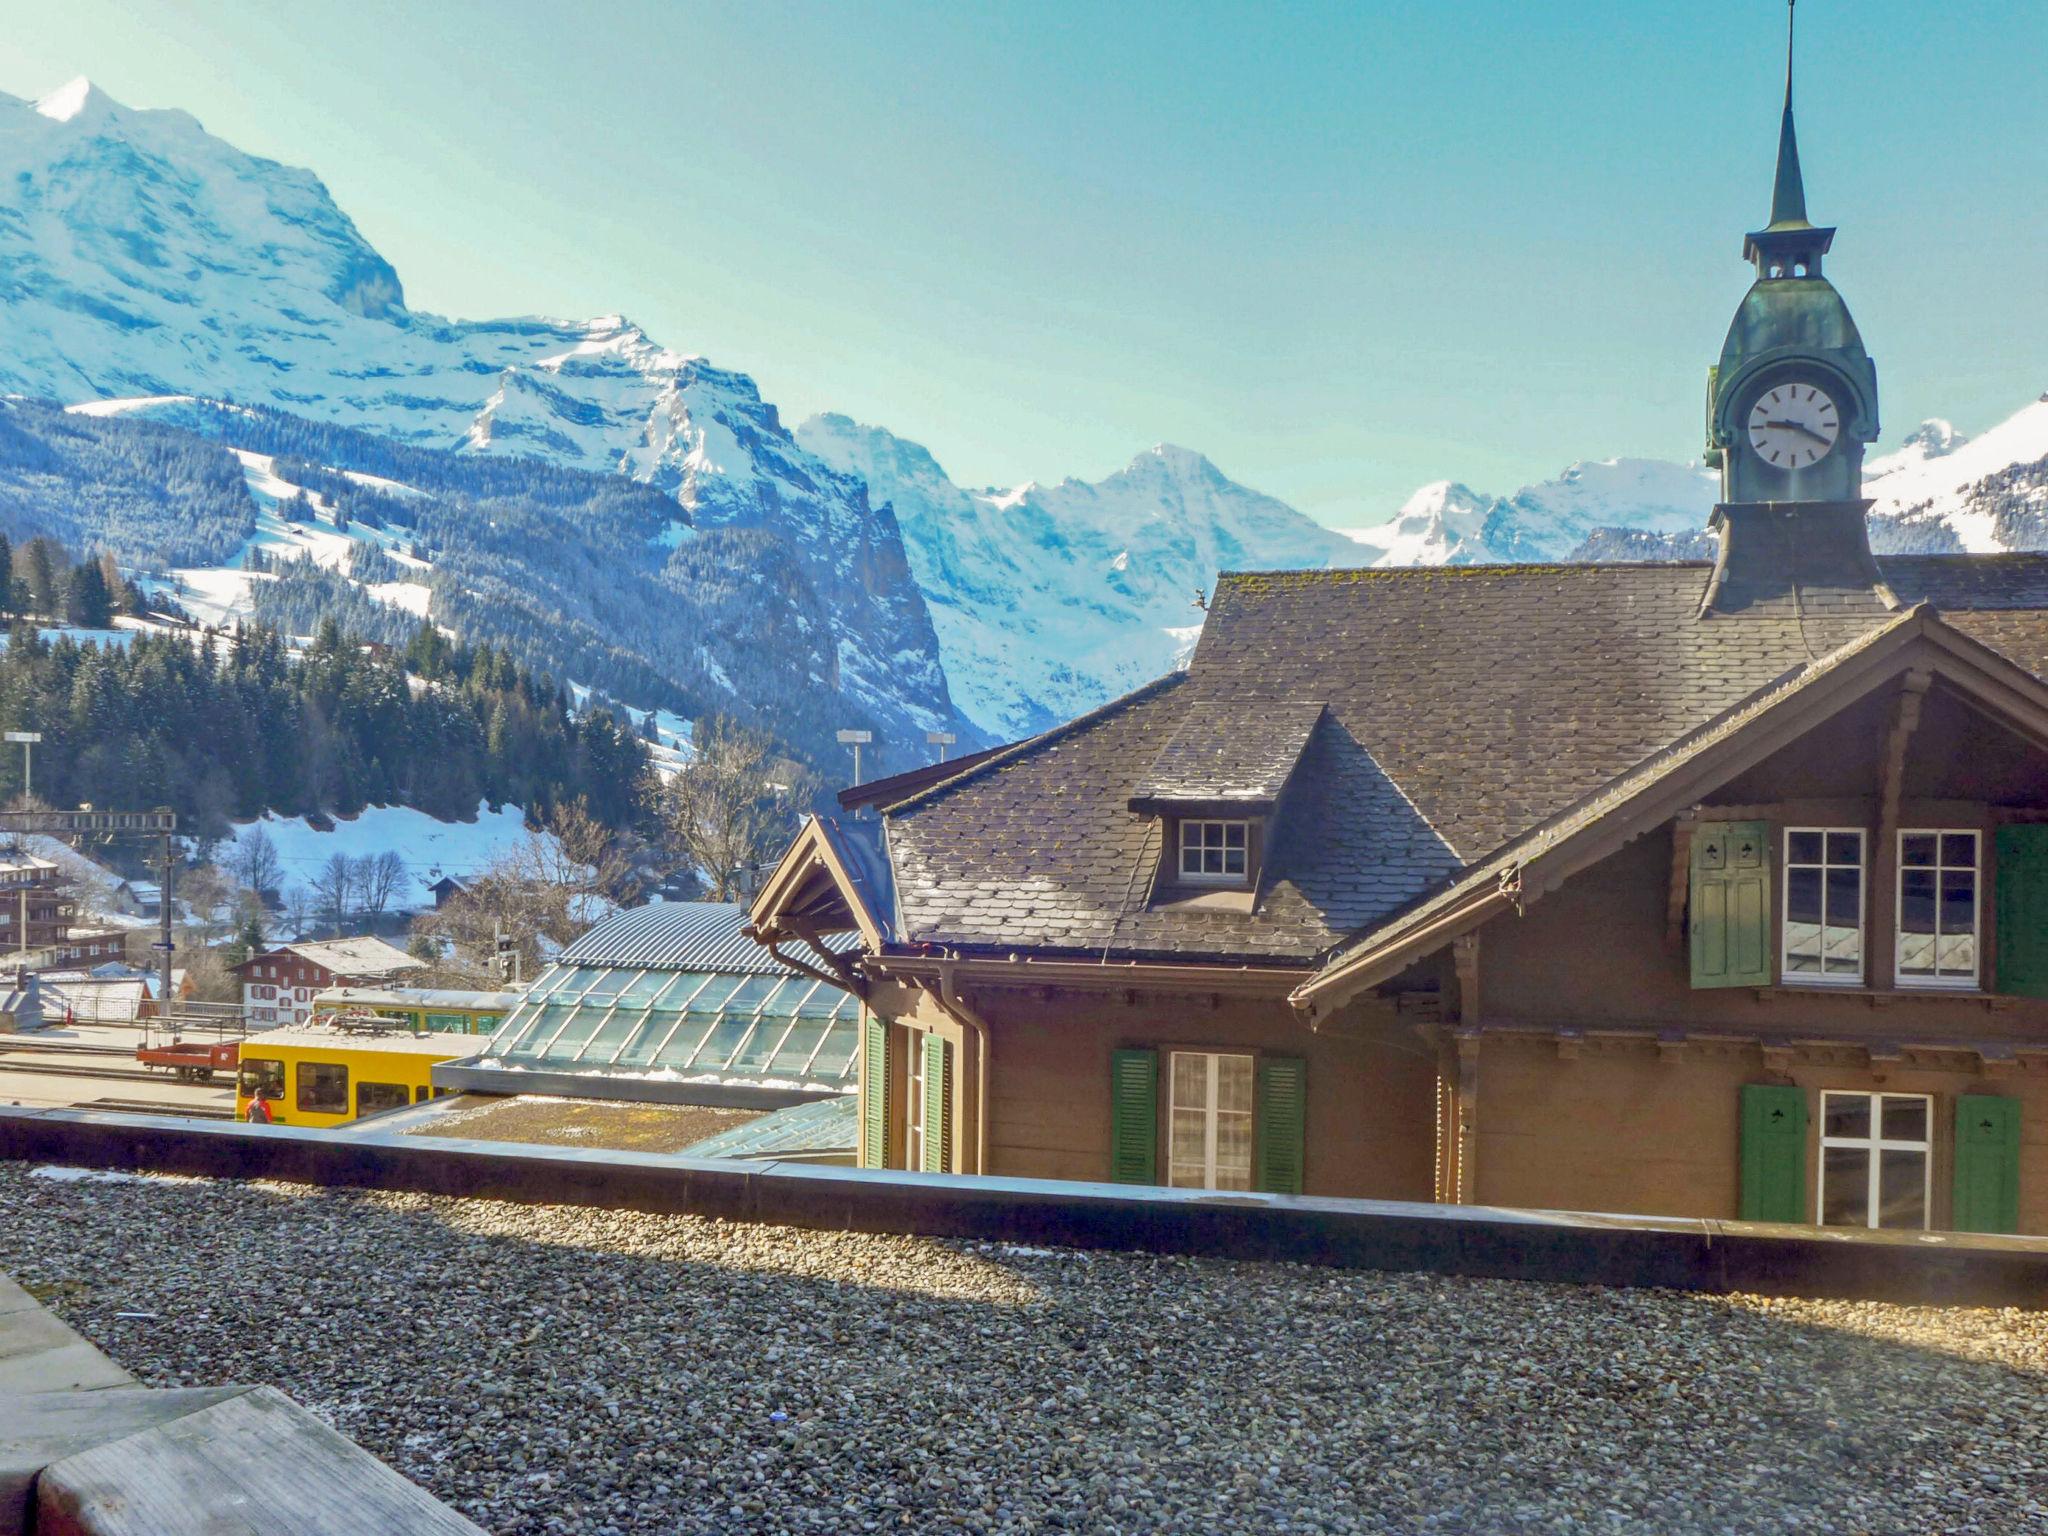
<box><xmin>681</xmin><ymin>1094</ymin><xmax>856</xmax><ymax>1161</ymax></box>
<box><xmin>559</xmin><ymin>902</ymin><xmax>851</xmax><ymax>973</ymax></box>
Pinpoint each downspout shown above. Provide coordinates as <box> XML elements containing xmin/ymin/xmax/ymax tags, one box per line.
<box><xmin>932</xmin><ymin>960</ymin><xmax>991</xmax><ymax>1179</ymax></box>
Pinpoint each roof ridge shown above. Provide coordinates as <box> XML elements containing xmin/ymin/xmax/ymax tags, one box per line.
<box><xmin>884</xmin><ymin>670</ymin><xmax>1193</xmax><ymax>818</ymax></box>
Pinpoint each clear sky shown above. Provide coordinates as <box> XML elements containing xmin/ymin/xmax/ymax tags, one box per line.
<box><xmin>3</xmin><ymin>1</ymin><xmax>2044</xmax><ymax>527</ymax></box>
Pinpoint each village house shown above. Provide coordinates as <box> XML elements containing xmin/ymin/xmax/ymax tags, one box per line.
<box><xmin>750</xmin><ymin>64</ymin><xmax>2048</xmax><ymax>1236</ymax></box>
<box><xmin>233</xmin><ymin>936</ymin><xmax>423</xmax><ymax>1029</ymax></box>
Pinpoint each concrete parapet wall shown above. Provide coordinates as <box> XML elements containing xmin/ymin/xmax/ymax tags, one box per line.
<box><xmin>2</xmin><ymin>1104</ymin><xmax>2046</xmax><ymax>1307</ymax></box>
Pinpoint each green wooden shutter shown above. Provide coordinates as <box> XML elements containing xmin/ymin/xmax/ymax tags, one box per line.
<box><xmin>1738</xmin><ymin>1083</ymin><xmax>1807</xmax><ymax>1223</ymax></box>
<box><xmin>1995</xmin><ymin>826</ymin><xmax>2048</xmax><ymax>997</ymax></box>
<box><xmin>1109</xmin><ymin>1048</ymin><xmax>1158</xmax><ymax>1185</ymax></box>
<box><xmin>1952</xmin><ymin>1095</ymin><xmax>2021</xmax><ymax>1234</ymax></box>
<box><xmin>860</xmin><ymin>1014</ymin><xmax>890</xmax><ymax>1169</ymax></box>
<box><xmin>1254</xmin><ymin>1056</ymin><xmax>1307</xmax><ymax>1195</ymax></box>
<box><xmin>1692</xmin><ymin>821</ymin><xmax>1772</xmax><ymax>988</ymax></box>
<box><xmin>921</xmin><ymin>1033</ymin><xmax>951</xmax><ymax>1174</ymax></box>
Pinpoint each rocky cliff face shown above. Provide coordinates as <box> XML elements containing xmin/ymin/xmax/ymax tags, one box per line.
<box><xmin>0</xmin><ymin>80</ymin><xmax>970</xmax><ymax>763</ymax></box>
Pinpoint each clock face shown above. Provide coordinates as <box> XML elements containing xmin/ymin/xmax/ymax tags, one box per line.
<box><xmin>1747</xmin><ymin>383</ymin><xmax>1840</xmax><ymax>470</ymax></box>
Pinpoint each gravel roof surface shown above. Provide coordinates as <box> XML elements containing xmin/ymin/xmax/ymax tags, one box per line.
<box><xmin>2</xmin><ymin>1161</ymin><xmax>2045</xmax><ymax>1535</ymax></box>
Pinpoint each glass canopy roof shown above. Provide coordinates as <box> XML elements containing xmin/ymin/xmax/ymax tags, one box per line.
<box><xmin>478</xmin><ymin>960</ymin><xmax>862</xmax><ymax>1090</ymax></box>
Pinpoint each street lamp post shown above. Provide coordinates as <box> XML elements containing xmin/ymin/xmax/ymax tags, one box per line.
<box><xmin>835</xmin><ymin>728</ymin><xmax>873</xmax><ymax>786</ymax></box>
<box><xmin>4</xmin><ymin>732</ymin><xmax>41</xmax><ymax>801</ymax></box>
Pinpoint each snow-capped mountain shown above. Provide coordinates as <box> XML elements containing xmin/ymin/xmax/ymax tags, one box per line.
<box><xmin>1345</xmin><ymin>458</ymin><xmax>1719</xmax><ymax>566</ymax></box>
<box><xmin>0</xmin><ymin>79</ymin><xmax>965</xmax><ymax>762</ymax></box>
<box><xmin>797</xmin><ymin>416</ymin><xmax>1376</xmax><ymax>738</ymax></box>
<box><xmin>7</xmin><ymin>75</ymin><xmax>2046</xmax><ymax>754</ymax></box>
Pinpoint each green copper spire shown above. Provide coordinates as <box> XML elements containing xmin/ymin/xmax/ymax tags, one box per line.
<box><xmin>1767</xmin><ymin>1</ymin><xmax>1810</xmax><ymax>229</ymax></box>
<box><xmin>1742</xmin><ymin>0</ymin><xmax>1832</xmax><ymax>275</ymax></box>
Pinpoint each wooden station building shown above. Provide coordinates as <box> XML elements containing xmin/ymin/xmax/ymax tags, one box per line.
<box><xmin>751</xmin><ymin>45</ymin><xmax>2048</xmax><ymax>1235</ymax></box>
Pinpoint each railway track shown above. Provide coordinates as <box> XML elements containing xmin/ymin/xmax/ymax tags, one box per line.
<box><xmin>74</xmin><ymin>1097</ymin><xmax>236</xmax><ymax>1122</ymax></box>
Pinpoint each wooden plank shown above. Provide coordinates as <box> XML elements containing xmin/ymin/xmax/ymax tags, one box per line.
<box><xmin>0</xmin><ymin>1388</ymin><xmax>248</xmax><ymax>1536</ymax></box>
<box><xmin>35</xmin><ymin>1387</ymin><xmax>484</xmax><ymax>1536</ymax></box>
<box><xmin>0</xmin><ymin>1277</ymin><xmax>136</xmax><ymax>1396</ymax></box>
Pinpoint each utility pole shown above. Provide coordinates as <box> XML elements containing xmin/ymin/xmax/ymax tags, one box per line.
<box><xmin>836</xmin><ymin>728</ymin><xmax>873</xmax><ymax>787</ymax></box>
<box><xmin>154</xmin><ymin>826</ymin><xmax>175</xmax><ymax>1040</ymax></box>
<box><xmin>5</xmin><ymin>732</ymin><xmax>40</xmax><ymax>801</ymax></box>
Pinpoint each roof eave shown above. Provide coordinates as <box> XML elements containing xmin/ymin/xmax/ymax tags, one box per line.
<box><xmin>1295</xmin><ymin>606</ymin><xmax>2048</xmax><ymax>1016</ymax></box>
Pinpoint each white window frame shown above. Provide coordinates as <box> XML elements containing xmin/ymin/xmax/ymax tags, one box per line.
<box><xmin>1816</xmin><ymin>1090</ymin><xmax>1933</xmax><ymax>1231</ymax></box>
<box><xmin>904</xmin><ymin>1028</ymin><xmax>925</xmax><ymax>1173</ymax></box>
<box><xmin>1781</xmin><ymin>827</ymin><xmax>1865</xmax><ymax>986</ymax></box>
<box><xmin>1894</xmin><ymin>829</ymin><xmax>1980</xmax><ymax>990</ymax></box>
<box><xmin>1177</xmin><ymin>819</ymin><xmax>1250</xmax><ymax>886</ymax></box>
<box><xmin>1166</xmin><ymin>1050</ymin><xmax>1255</xmax><ymax>1191</ymax></box>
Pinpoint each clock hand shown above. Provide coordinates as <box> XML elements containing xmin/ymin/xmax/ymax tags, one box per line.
<box><xmin>1768</xmin><ymin>419</ymin><xmax>1832</xmax><ymax>447</ymax></box>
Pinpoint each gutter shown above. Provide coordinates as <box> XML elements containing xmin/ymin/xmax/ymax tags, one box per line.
<box><xmin>929</xmin><ymin>961</ymin><xmax>992</xmax><ymax>1178</ymax></box>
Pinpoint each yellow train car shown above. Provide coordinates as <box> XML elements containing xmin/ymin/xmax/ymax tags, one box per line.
<box><xmin>235</xmin><ymin>1021</ymin><xmax>475</xmax><ymax>1127</ymax></box>
<box><xmin>309</xmin><ymin>986</ymin><xmax>519</xmax><ymax>1037</ymax></box>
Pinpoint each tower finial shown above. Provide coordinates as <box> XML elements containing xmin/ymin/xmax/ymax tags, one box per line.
<box><xmin>1768</xmin><ymin>0</ymin><xmax>1810</xmax><ymax>229</ymax></box>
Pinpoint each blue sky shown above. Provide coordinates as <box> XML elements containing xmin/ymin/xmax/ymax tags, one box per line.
<box><xmin>3</xmin><ymin>1</ymin><xmax>2043</xmax><ymax>527</ymax></box>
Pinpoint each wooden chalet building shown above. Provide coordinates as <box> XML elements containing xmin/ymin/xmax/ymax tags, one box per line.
<box><xmin>234</xmin><ymin>937</ymin><xmax>423</xmax><ymax>1029</ymax></box>
<box><xmin>751</xmin><ymin>49</ymin><xmax>2048</xmax><ymax>1236</ymax></box>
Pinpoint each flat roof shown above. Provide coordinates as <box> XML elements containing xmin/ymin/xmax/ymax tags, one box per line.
<box><xmin>241</xmin><ymin>1024</ymin><xmax>477</xmax><ymax>1056</ymax></box>
<box><xmin>314</xmin><ymin>987</ymin><xmax>524</xmax><ymax>1010</ymax></box>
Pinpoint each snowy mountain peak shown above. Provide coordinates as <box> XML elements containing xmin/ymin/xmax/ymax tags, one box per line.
<box><xmin>34</xmin><ymin>76</ymin><xmax>99</xmax><ymax>122</ymax></box>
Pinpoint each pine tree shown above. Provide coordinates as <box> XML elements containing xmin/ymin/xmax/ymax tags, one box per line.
<box><xmin>68</xmin><ymin>560</ymin><xmax>113</xmax><ymax>629</ymax></box>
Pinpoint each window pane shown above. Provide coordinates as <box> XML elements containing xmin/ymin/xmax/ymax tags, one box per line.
<box><xmin>1787</xmin><ymin>830</ymin><xmax>1823</xmax><ymax>864</ymax></box>
<box><xmin>1942</xmin><ymin>833</ymin><xmax>1977</xmax><ymax>868</ymax></box>
<box><xmin>1901</xmin><ymin>834</ymin><xmax>1937</xmax><ymax>867</ymax></box>
<box><xmin>1223</xmin><ymin>846</ymin><xmax>1246</xmax><ymax>875</ymax></box>
<box><xmin>1224</xmin><ymin>824</ymin><xmax>1246</xmax><ymax>850</ymax></box>
<box><xmin>1880</xmin><ymin>1096</ymin><xmax>1927</xmax><ymax>1143</ymax></box>
<box><xmin>1825</xmin><ymin>831</ymin><xmax>1862</xmax><ymax>866</ymax></box>
<box><xmin>1822</xmin><ymin>1093</ymin><xmax>1871</xmax><ymax>1140</ymax></box>
<box><xmin>1876</xmin><ymin>1149</ymin><xmax>1927</xmax><ymax>1229</ymax></box>
<box><xmin>1785</xmin><ymin>868</ymin><xmax>1822</xmax><ymax>973</ymax></box>
<box><xmin>1940</xmin><ymin>869</ymin><xmax>1976</xmax><ymax>932</ymax></box>
<box><xmin>1168</xmin><ymin>1107</ymin><xmax>1208</xmax><ymax>1188</ymax></box>
<box><xmin>1898</xmin><ymin>871</ymin><xmax>1938</xmax><ymax>975</ymax></box>
<box><xmin>1214</xmin><ymin>1112</ymin><xmax>1254</xmax><ymax>1191</ymax></box>
<box><xmin>1216</xmin><ymin>1054</ymin><xmax>1254</xmax><ymax>1114</ymax></box>
<box><xmin>1821</xmin><ymin>1146</ymin><xmax>1870</xmax><ymax>1227</ymax></box>
<box><xmin>1171</xmin><ymin>1052</ymin><xmax>1206</xmax><ymax>1107</ymax></box>
<box><xmin>1824</xmin><ymin>866</ymin><xmax>1861</xmax><ymax>974</ymax></box>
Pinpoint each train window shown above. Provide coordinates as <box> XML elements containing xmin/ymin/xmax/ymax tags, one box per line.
<box><xmin>426</xmin><ymin>1012</ymin><xmax>467</xmax><ymax>1032</ymax></box>
<box><xmin>296</xmin><ymin>1061</ymin><xmax>349</xmax><ymax>1115</ymax></box>
<box><xmin>239</xmin><ymin>1058</ymin><xmax>284</xmax><ymax>1100</ymax></box>
<box><xmin>414</xmin><ymin>1085</ymin><xmax>431</xmax><ymax>1103</ymax></box>
<box><xmin>357</xmin><ymin>1082</ymin><xmax>410</xmax><ymax>1116</ymax></box>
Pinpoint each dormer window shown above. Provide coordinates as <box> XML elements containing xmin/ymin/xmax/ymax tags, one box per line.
<box><xmin>1179</xmin><ymin>820</ymin><xmax>1249</xmax><ymax>885</ymax></box>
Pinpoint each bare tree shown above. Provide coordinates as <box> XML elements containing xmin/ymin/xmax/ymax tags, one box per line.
<box><xmin>411</xmin><ymin>801</ymin><xmax>636</xmax><ymax>980</ymax></box>
<box><xmin>660</xmin><ymin>716</ymin><xmax>810</xmax><ymax>900</ymax></box>
<box><xmin>228</xmin><ymin>827</ymin><xmax>283</xmax><ymax>899</ymax></box>
<box><xmin>309</xmin><ymin>853</ymin><xmax>356</xmax><ymax>936</ymax></box>
<box><xmin>361</xmin><ymin>850</ymin><xmax>408</xmax><ymax>920</ymax></box>
<box><xmin>178</xmin><ymin>863</ymin><xmax>233</xmax><ymax>941</ymax></box>
<box><xmin>280</xmin><ymin>885</ymin><xmax>313</xmax><ymax>940</ymax></box>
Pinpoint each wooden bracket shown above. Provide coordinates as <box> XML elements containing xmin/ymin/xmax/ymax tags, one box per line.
<box><xmin>1759</xmin><ymin>1043</ymin><xmax>1796</xmax><ymax>1075</ymax></box>
<box><xmin>1451</xmin><ymin>933</ymin><xmax>1480</xmax><ymax>1027</ymax></box>
<box><xmin>1554</xmin><ymin>1028</ymin><xmax>1582</xmax><ymax>1060</ymax></box>
<box><xmin>1656</xmin><ymin>1030</ymin><xmax>1689</xmax><ymax>1063</ymax></box>
<box><xmin>1667</xmin><ymin>814</ymin><xmax>1698</xmax><ymax>949</ymax></box>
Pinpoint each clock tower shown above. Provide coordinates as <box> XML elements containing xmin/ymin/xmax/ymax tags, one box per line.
<box><xmin>1699</xmin><ymin>1</ymin><xmax>1891</xmax><ymax>616</ymax></box>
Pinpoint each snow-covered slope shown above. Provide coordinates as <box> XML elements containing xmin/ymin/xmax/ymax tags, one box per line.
<box><xmin>1867</xmin><ymin>399</ymin><xmax>2048</xmax><ymax>553</ymax></box>
<box><xmin>0</xmin><ymin>80</ymin><xmax>968</xmax><ymax>764</ymax></box>
<box><xmin>797</xmin><ymin>416</ymin><xmax>1377</xmax><ymax>738</ymax></box>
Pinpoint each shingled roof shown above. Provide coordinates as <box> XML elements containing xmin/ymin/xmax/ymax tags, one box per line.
<box><xmin>857</xmin><ymin>555</ymin><xmax>2048</xmax><ymax>966</ymax></box>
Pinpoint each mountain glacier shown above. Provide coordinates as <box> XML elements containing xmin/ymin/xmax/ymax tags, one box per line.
<box><xmin>796</xmin><ymin>417</ymin><xmax>1375</xmax><ymax>737</ymax></box>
